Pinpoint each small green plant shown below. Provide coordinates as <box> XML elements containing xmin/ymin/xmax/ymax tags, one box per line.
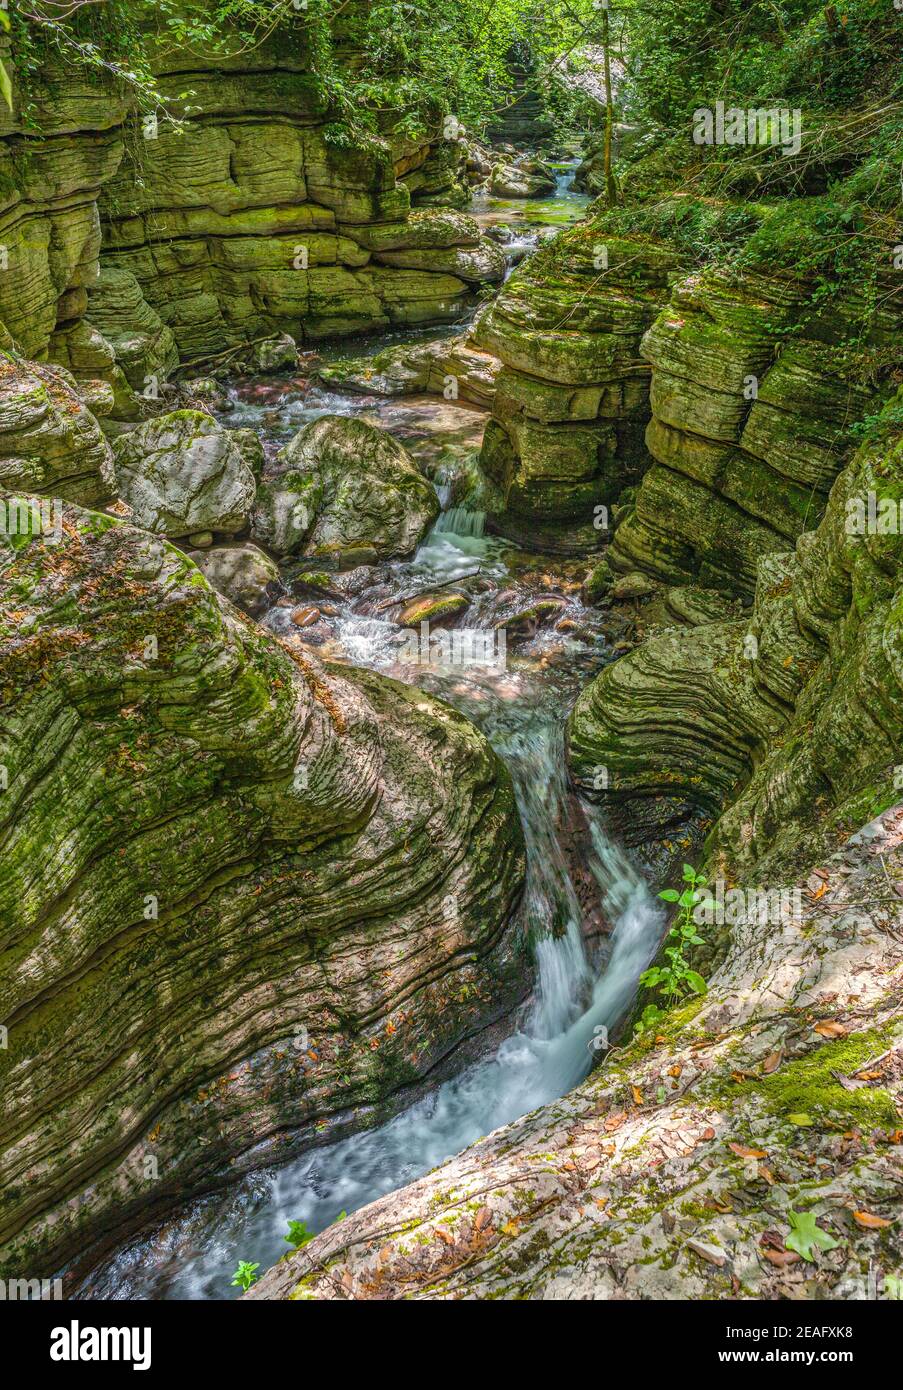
<box><xmin>785</xmin><ymin>1209</ymin><xmax>839</xmax><ymax>1263</ymax></box>
<box><xmin>635</xmin><ymin>864</ymin><xmax>708</xmax><ymax>1035</ymax></box>
<box><xmin>230</xmin><ymin>1259</ymin><xmax>260</xmax><ymax>1291</ymax></box>
<box><xmin>284</xmin><ymin>1220</ymin><xmax>315</xmax><ymax>1249</ymax></box>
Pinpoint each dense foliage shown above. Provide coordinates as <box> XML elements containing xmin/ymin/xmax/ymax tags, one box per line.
<box><xmin>12</xmin><ymin>0</ymin><xmax>606</xmax><ymax>141</ymax></box>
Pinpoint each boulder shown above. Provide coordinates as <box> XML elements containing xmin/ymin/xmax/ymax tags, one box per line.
<box><xmin>112</xmin><ymin>410</ymin><xmax>257</xmax><ymax>537</ymax></box>
<box><xmin>0</xmin><ymin>356</ymin><xmax>114</xmax><ymax>506</ymax></box>
<box><xmin>276</xmin><ymin>415</ymin><xmax>440</xmax><ymax>563</ymax></box>
<box><xmin>253</xmin><ymin>333</ymin><xmax>299</xmax><ymax>372</ymax></box>
<box><xmin>250</xmin><ymin>470</ymin><xmax>322</xmax><ymax>557</ymax></box>
<box><xmin>490</xmin><ymin>160</ymin><xmax>557</xmax><ymax>198</ymax></box>
<box><xmin>188</xmin><ymin>541</ymin><xmax>281</xmax><ymax>617</ymax></box>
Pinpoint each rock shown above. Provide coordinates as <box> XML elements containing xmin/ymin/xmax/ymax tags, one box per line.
<box><xmin>112</xmin><ymin>410</ymin><xmax>257</xmax><ymax>537</ymax></box>
<box><xmin>490</xmin><ymin>160</ymin><xmax>557</xmax><ymax>198</ymax></box>
<box><xmin>398</xmin><ymin>592</ymin><xmax>469</xmax><ymax>628</ymax></box>
<box><xmin>290</xmin><ymin>604</ymin><xmax>320</xmax><ymax>627</ymax></box>
<box><xmin>317</xmin><ymin>335</ymin><xmax>501</xmax><ymax>407</ymax></box>
<box><xmin>188</xmin><ymin>542</ymin><xmax>281</xmax><ymax>617</ymax></box>
<box><xmin>276</xmin><ymin>415</ymin><xmax>440</xmax><ymax>564</ymax></box>
<box><xmin>250</xmin><ymin>470</ymin><xmax>320</xmax><ymax>557</ymax></box>
<box><xmin>85</xmin><ymin>267</ymin><xmax>179</xmax><ymax>391</ymax></box>
<box><xmin>568</xmin><ymin>391</ymin><xmax>903</xmax><ymax>871</ymax></box>
<box><xmin>0</xmin><ymin>503</ymin><xmax>526</xmax><ymax>1276</ymax></box>
<box><xmin>253</xmin><ymin>333</ymin><xmax>299</xmax><ymax>372</ymax></box>
<box><xmin>470</xmin><ymin>229</ymin><xmax>682</xmax><ymax>550</ymax></box>
<box><xmin>0</xmin><ymin>356</ymin><xmax>115</xmax><ymax>506</ymax></box>
<box><xmin>582</xmin><ymin>558</ymin><xmax>612</xmax><ymax>605</ymax></box>
<box><xmin>187</xmin><ymin>530</ymin><xmax>213</xmax><ymax>548</ymax></box>
<box><xmin>610</xmin><ymin>572</ymin><xmax>658</xmax><ymax>602</ymax></box>
<box><xmin>183</xmin><ymin>377</ymin><xmax>229</xmax><ymax>410</ymax></box>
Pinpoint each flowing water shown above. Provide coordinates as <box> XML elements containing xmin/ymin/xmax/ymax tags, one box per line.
<box><xmin>80</xmin><ymin>159</ymin><xmax>662</xmax><ymax>1301</ymax></box>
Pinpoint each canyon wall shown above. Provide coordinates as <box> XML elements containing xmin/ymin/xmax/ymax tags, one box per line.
<box><xmin>0</xmin><ymin>16</ymin><xmax>499</xmax><ymax>392</ymax></box>
<box><xmin>0</xmin><ymin>499</ymin><xmax>526</xmax><ymax>1278</ymax></box>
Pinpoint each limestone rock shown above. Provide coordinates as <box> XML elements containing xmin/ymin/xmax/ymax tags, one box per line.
<box><xmin>112</xmin><ymin>410</ymin><xmax>257</xmax><ymax>537</ymax></box>
<box><xmin>253</xmin><ymin>333</ymin><xmax>299</xmax><ymax>372</ymax></box>
<box><xmin>0</xmin><ymin>356</ymin><xmax>114</xmax><ymax>505</ymax></box>
<box><xmin>317</xmin><ymin>335</ymin><xmax>501</xmax><ymax>407</ymax></box>
<box><xmin>277</xmin><ymin>415</ymin><xmax>440</xmax><ymax>563</ymax></box>
<box><xmin>85</xmin><ymin>267</ymin><xmax>179</xmax><ymax>390</ymax></box>
<box><xmin>188</xmin><ymin>541</ymin><xmax>281</xmax><ymax>617</ymax></box>
<box><xmin>0</xmin><ymin>505</ymin><xmax>526</xmax><ymax>1276</ymax></box>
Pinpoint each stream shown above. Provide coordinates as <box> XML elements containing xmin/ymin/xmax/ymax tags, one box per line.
<box><xmin>80</xmin><ymin>163</ymin><xmax>664</xmax><ymax>1301</ymax></box>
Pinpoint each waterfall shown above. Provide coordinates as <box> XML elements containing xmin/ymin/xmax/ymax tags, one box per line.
<box><xmin>433</xmin><ymin>505</ymin><xmax>485</xmax><ymax>537</ymax></box>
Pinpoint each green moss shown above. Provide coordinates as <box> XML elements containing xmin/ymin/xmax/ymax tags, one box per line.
<box><xmin>741</xmin><ymin>1025</ymin><xmax>902</xmax><ymax>1129</ymax></box>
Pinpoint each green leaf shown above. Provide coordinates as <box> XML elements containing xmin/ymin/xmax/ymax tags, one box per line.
<box><xmin>658</xmin><ymin>888</ymin><xmax>680</xmax><ymax>902</ymax></box>
<box><xmin>787</xmin><ymin>1112</ymin><xmax>813</xmax><ymax>1126</ymax></box>
<box><xmin>0</xmin><ymin>10</ymin><xmax>9</xmax><ymax>31</ymax></box>
<box><xmin>284</xmin><ymin>1219</ymin><xmax>314</xmax><ymax>1248</ymax></box>
<box><xmin>0</xmin><ymin>59</ymin><xmax>12</xmax><ymax>112</ymax></box>
<box><xmin>682</xmin><ymin>863</ymin><xmax>696</xmax><ymax>881</ymax></box>
<box><xmin>685</xmin><ymin>971</ymin><xmax>707</xmax><ymax>995</ymax></box>
<box><xmin>785</xmin><ymin>1209</ymin><xmax>839</xmax><ymax>1263</ymax></box>
<box><xmin>230</xmin><ymin>1260</ymin><xmax>260</xmax><ymax>1290</ymax></box>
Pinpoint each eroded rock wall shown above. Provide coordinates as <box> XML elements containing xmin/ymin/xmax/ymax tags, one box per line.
<box><xmin>0</xmin><ymin>505</ymin><xmax>526</xmax><ymax>1277</ymax></box>
<box><xmin>471</xmin><ymin>226</ymin><xmax>683</xmax><ymax>552</ymax></box>
<box><xmin>0</xmin><ymin>16</ymin><xmax>494</xmax><ymax>384</ymax></box>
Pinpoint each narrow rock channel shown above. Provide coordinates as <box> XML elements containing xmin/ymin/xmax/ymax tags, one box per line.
<box><xmin>77</xmin><ymin>171</ymin><xmax>663</xmax><ymax>1300</ymax></box>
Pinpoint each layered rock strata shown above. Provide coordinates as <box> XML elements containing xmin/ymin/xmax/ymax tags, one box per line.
<box><xmin>0</xmin><ymin>505</ymin><xmax>526</xmax><ymax>1277</ymax></box>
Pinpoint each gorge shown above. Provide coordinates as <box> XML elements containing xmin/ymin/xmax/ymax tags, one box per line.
<box><xmin>0</xmin><ymin>0</ymin><xmax>901</xmax><ymax>1310</ymax></box>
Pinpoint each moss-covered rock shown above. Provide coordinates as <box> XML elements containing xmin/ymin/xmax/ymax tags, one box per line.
<box><xmin>111</xmin><ymin>409</ymin><xmax>257</xmax><ymax>537</ymax></box>
<box><xmin>276</xmin><ymin>415</ymin><xmax>440</xmax><ymax>564</ymax></box>
<box><xmin>0</xmin><ymin>502</ymin><xmax>526</xmax><ymax>1277</ymax></box>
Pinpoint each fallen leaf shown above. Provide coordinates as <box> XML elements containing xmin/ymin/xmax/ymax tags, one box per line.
<box><xmin>434</xmin><ymin>1227</ymin><xmax>455</xmax><ymax>1246</ymax></box>
<box><xmin>728</xmin><ymin>1142</ymin><xmax>766</xmax><ymax>1159</ymax></box>
<box><xmin>474</xmin><ymin>1206</ymin><xmax>492</xmax><ymax>1231</ymax></box>
<box><xmin>701</xmin><ymin>1126</ymin><xmax>716</xmax><ymax>1141</ymax></box>
<box><xmin>604</xmin><ymin>1111</ymin><xmax>626</xmax><ymax>1132</ymax></box>
<box><xmin>630</xmin><ymin>1084</ymin><xmax>644</xmax><ymax>1106</ymax></box>
<box><xmin>763</xmin><ymin>1248</ymin><xmax>801</xmax><ymax>1268</ymax></box>
<box><xmin>761</xmin><ymin>1050</ymin><xmax>783</xmax><ymax>1075</ymax></box>
<box><xmin>787</xmin><ymin>1113</ymin><xmax>814</xmax><ymax>1126</ymax></box>
<box><xmin>785</xmin><ymin>1209</ymin><xmax>839</xmax><ymax>1262</ymax></box>
<box><xmin>852</xmin><ymin>1211</ymin><xmax>893</xmax><ymax>1229</ymax></box>
<box><xmin>500</xmin><ymin>1220</ymin><xmax>519</xmax><ymax>1237</ymax></box>
<box><xmin>814</xmin><ymin>1020</ymin><xmax>848</xmax><ymax>1039</ymax></box>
